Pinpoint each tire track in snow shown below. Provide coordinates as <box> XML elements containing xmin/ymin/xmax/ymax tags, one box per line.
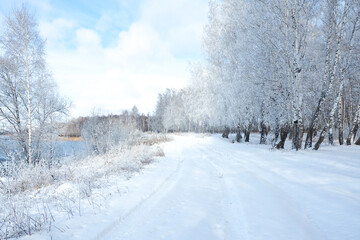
<box><xmin>226</xmin><ymin>149</ymin><xmax>327</xmax><ymax>238</ymax></box>
<box><xmin>198</xmin><ymin>145</ymin><xmax>250</xmax><ymax>240</ymax></box>
<box><xmin>207</xmin><ymin>141</ymin><xmax>327</xmax><ymax>240</ymax></box>
<box><xmin>90</xmin><ymin>147</ymin><xmax>186</xmax><ymax>240</ymax></box>
<box><xmin>93</xmin><ymin>137</ymin><xmax>226</xmax><ymax>240</ymax></box>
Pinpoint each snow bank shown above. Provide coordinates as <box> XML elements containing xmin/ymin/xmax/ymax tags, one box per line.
<box><xmin>0</xmin><ymin>133</ymin><xmax>169</xmax><ymax>239</ymax></box>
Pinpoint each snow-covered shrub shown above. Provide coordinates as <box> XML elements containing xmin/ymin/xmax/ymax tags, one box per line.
<box><xmin>81</xmin><ymin>116</ymin><xmax>137</xmax><ymax>155</ymax></box>
<box><xmin>131</xmin><ymin>133</ymin><xmax>171</xmax><ymax>146</ymax></box>
<box><xmin>0</xmin><ymin>199</ymin><xmax>55</xmax><ymax>238</ymax></box>
<box><xmin>0</xmin><ymin>160</ymin><xmax>55</xmax><ymax>194</ymax></box>
<box><xmin>154</xmin><ymin>146</ymin><xmax>165</xmax><ymax>157</ymax></box>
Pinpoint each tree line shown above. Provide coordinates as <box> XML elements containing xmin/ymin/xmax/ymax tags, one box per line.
<box><xmin>61</xmin><ymin>106</ymin><xmax>149</xmax><ymax>138</ymax></box>
<box><xmin>153</xmin><ymin>0</ymin><xmax>360</xmax><ymax>150</ymax></box>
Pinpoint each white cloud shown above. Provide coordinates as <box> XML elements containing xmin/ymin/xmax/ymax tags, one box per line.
<box><xmin>139</xmin><ymin>0</ymin><xmax>208</xmax><ymax>55</ymax></box>
<box><xmin>76</xmin><ymin>28</ymin><xmax>103</xmax><ymax>54</ymax></box>
<box><xmin>41</xmin><ymin>0</ymin><xmax>209</xmax><ymax>117</ymax></box>
<box><xmin>39</xmin><ymin>18</ymin><xmax>76</xmax><ymax>45</ymax></box>
<box><xmin>110</xmin><ymin>23</ymin><xmax>169</xmax><ymax>64</ymax></box>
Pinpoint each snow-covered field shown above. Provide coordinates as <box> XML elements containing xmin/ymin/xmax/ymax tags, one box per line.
<box><xmin>21</xmin><ymin>134</ymin><xmax>360</xmax><ymax>240</ymax></box>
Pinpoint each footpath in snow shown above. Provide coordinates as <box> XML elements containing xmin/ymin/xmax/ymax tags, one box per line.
<box><xmin>24</xmin><ymin>134</ymin><xmax>360</xmax><ymax>240</ymax></box>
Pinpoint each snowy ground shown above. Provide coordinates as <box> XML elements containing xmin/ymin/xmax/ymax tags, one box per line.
<box><xmin>21</xmin><ymin>134</ymin><xmax>360</xmax><ymax>240</ymax></box>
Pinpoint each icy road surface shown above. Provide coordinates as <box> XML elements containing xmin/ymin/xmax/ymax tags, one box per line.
<box><xmin>26</xmin><ymin>134</ymin><xmax>360</xmax><ymax>240</ymax></box>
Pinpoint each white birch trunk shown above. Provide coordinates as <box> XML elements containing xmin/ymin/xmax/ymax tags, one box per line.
<box><xmin>314</xmin><ymin>79</ymin><xmax>345</xmax><ymax>150</ymax></box>
<box><xmin>25</xmin><ymin>49</ymin><xmax>32</xmax><ymax>165</ymax></box>
<box><xmin>346</xmin><ymin>101</ymin><xmax>360</xmax><ymax>145</ymax></box>
<box><xmin>305</xmin><ymin>2</ymin><xmax>344</xmax><ymax>148</ymax></box>
<box><xmin>291</xmin><ymin>3</ymin><xmax>304</xmax><ymax>151</ymax></box>
<box><xmin>338</xmin><ymin>93</ymin><xmax>344</xmax><ymax>145</ymax></box>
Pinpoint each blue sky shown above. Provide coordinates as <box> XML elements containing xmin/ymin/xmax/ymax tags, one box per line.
<box><xmin>0</xmin><ymin>0</ymin><xmax>209</xmax><ymax>117</ymax></box>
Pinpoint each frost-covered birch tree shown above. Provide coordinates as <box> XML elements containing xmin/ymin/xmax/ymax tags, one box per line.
<box><xmin>154</xmin><ymin>0</ymin><xmax>360</xmax><ymax>150</ymax></box>
<box><xmin>0</xmin><ymin>4</ymin><xmax>69</xmax><ymax>164</ymax></box>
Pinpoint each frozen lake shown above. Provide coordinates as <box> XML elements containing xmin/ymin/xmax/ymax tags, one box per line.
<box><xmin>0</xmin><ymin>136</ymin><xmax>87</xmax><ymax>162</ymax></box>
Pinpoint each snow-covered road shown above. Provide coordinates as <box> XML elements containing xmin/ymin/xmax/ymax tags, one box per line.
<box><xmin>98</xmin><ymin>135</ymin><xmax>360</xmax><ymax>240</ymax></box>
<box><xmin>26</xmin><ymin>134</ymin><xmax>360</xmax><ymax>240</ymax></box>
